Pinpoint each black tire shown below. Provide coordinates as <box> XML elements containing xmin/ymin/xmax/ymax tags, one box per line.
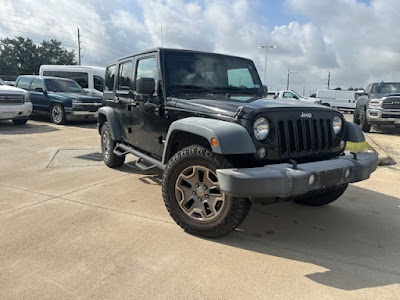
<box><xmin>294</xmin><ymin>184</ymin><xmax>348</xmax><ymax>206</ymax></box>
<box><xmin>12</xmin><ymin>118</ymin><xmax>28</xmax><ymax>125</ymax></box>
<box><xmin>162</xmin><ymin>145</ymin><xmax>251</xmax><ymax>238</ymax></box>
<box><xmin>360</xmin><ymin>110</ymin><xmax>371</xmax><ymax>132</ymax></box>
<box><xmin>50</xmin><ymin>103</ymin><xmax>67</xmax><ymax>125</ymax></box>
<box><xmin>101</xmin><ymin>122</ymin><xmax>125</xmax><ymax>168</ymax></box>
<box><xmin>353</xmin><ymin>110</ymin><xmax>360</xmax><ymax>125</ymax></box>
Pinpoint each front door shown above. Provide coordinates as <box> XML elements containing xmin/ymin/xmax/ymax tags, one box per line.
<box><xmin>132</xmin><ymin>54</ymin><xmax>170</xmax><ymax>158</ymax></box>
<box><xmin>30</xmin><ymin>78</ymin><xmax>50</xmax><ymax>112</ymax></box>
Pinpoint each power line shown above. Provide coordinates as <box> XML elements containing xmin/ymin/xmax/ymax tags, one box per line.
<box><xmin>0</xmin><ymin>19</ymin><xmax>74</xmax><ymax>34</ymax></box>
<box><xmin>80</xmin><ymin>41</ymin><xmax>125</xmax><ymax>57</ymax></box>
<box><xmin>80</xmin><ymin>35</ymin><xmax>127</xmax><ymax>55</ymax></box>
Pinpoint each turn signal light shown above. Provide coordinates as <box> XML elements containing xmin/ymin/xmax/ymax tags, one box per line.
<box><xmin>211</xmin><ymin>138</ymin><xmax>218</xmax><ymax>147</ymax></box>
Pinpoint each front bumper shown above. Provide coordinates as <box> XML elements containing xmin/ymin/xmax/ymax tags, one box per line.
<box><xmin>216</xmin><ymin>153</ymin><xmax>378</xmax><ymax>199</ymax></box>
<box><xmin>0</xmin><ymin>102</ymin><xmax>32</xmax><ymax>120</ymax></box>
<box><xmin>65</xmin><ymin>103</ymin><xmax>102</xmax><ymax>121</ymax></box>
<box><xmin>367</xmin><ymin>109</ymin><xmax>400</xmax><ymax>125</ymax></box>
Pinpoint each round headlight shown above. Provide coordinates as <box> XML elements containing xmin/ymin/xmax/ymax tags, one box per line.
<box><xmin>332</xmin><ymin>116</ymin><xmax>343</xmax><ymax>134</ymax></box>
<box><xmin>253</xmin><ymin>117</ymin><xmax>270</xmax><ymax>141</ymax></box>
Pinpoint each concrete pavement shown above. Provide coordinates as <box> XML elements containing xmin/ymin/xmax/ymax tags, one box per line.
<box><xmin>1</xmin><ymin>118</ymin><xmax>399</xmax><ymax>299</ymax></box>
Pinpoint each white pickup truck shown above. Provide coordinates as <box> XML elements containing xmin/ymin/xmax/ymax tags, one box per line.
<box><xmin>267</xmin><ymin>90</ymin><xmax>322</xmax><ymax>105</ymax></box>
<box><xmin>0</xmin><ymin>78</ymin><xmax>32</xmax><ymax>125</ymax></box>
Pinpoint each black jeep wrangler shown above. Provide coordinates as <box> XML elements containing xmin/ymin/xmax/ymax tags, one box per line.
<box><xmin>98</xmin><ymin>48</ymin><xmax>378</xmax><ymax>238</ymax></box>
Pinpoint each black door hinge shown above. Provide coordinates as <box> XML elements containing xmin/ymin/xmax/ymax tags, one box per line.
<box><xmin>234</xmin><ymin>106</ymin><xmax>244</xmax><ymax>122</ymax></box>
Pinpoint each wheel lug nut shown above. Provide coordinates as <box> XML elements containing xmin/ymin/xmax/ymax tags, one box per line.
<box><xmin>195</xmin><ymin>184</ymin><xmax>199</xmax><ymax>188</ymax></box>
<box><xmin>203</xmin><ymin>186</ymin><xmax>207</xmax><ymax>190</ymax></box>
<box><xmin>205</xmin><ymin>194</ymin><xmax>209</xmax><ymax>199</ymax></box>
<box><xmin>192</xmin><ymin>191</ymin><xmax>196</xmax><ymax>195</ymax></box>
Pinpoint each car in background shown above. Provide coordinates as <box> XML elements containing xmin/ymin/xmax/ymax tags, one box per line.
<box><xmin>268</xmin><ymin>90</ymin><xmax>322</xmax><ymax>105</ymax></box>
<box><xmin>354</xmin><ymin>81</ymin><xmax>400</xmax><ymax>132</ymax></box>
<box><xmin>317</xmin><ymin>89</ymin><xmax>363</xmax><ymax>111</ymax></box>
<box><xmin>0</xmin><ymin>78</ymin><xmax>32</xmax><ymax>125</ymax></box>
<box><xmin>39</xmin><ymin>65</ymin><xmax>105</xmax><ymax>97</ymax></box>
<box><xmin>15</xmin><ymin>75</ymin><xmax>103</xmax><ymax>125</ymax></box>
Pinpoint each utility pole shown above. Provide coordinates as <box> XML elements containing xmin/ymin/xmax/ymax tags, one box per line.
<box><xmin>77</xmin><ymin>27</ymin><xmax>82</xmax><ymax>65</ymax></box>
<box><xmin>287</xmin><ymin>69</ymin><xmax>297</xmax><ymax>90</ymax></box>
<box><xmin>258</xmin><ymin>45</ymin><xmax>278</xmax><ymax>84</ymax></box>
<box><xmin>327</xmin><ymin>72</ymin><xmax>330</xmax><ymax>89</ymax></box>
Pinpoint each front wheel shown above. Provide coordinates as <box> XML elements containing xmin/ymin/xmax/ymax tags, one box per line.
<box><xmin>294</xmin><ymin>184</ymin><xmax>348</xmax><ymax>206</ymax></box>
<box><xmin>162</xmin><ymin>145</ymin><xmax>251</xmax><ymax>238</ymax></box>
<box><xmin>360</xmin><ymin>110</ymin><xmax>371</xmax><ymax>132</ymax></box>
<box><xmin>50</xmin><ymin>103</ymin><xmax>67</xmax><ymax>125</ymax></box>
<box><xmin>353</xmin><ymin>110</ymin><xmax>360</xmax><ymax>125</ymax></box>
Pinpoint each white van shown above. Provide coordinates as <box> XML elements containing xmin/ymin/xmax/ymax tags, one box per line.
<box><xmin>316</xmin><ymin>89</ymin><xmax>360</xmax><ymax>111</ymax></box>
<box><xmin>39</xmin><ymin>65</ymin><xmax>105</xmax><ymax>96</ymax></box>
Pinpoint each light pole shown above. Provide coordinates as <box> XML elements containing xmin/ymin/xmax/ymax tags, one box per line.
<box><xmin>286</xmin><ymin>69</ymin><xmax>297</xmax><ymax>90</ymax></box>
<box><xmin>258</xmin><ymin>45</ymin><xmax>278</xmax><ymax>84</ymax></box>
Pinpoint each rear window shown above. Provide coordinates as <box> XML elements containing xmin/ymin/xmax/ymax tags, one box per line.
<box><xmin>105</xmin><ymin>65</ymin><xmax>116</xmax><ymax>92</ymax></box>
<box><xmin>117</xmin><ymin>61</ymin><xmax>134</xmax><ymax>90</ymax></box>
<box><xmin>42</xmin><ymin>71</ymin><xmax>89</xmax><ymax>89</ymax></box>
<box><xmin>16</xmin><ymin>77</ymin><xmax>32</xmax><ymax>90</ymax></box>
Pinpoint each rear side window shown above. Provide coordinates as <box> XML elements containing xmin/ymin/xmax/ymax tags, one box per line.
<box><xmin>117</xmin><ymin>61</ymin><xmax>134</xmax><ymax>90</ymax></box>
<box><xmin>30</xmin><ymin>78</ymin><xmax>45</xmax><ymax>91</ymax></box>
<box><xmin>16</xmin><ymin>77</ymin><xmax>31</xmax><ymax>90</ymax></box>
<box><xmin>94</xmin><ymin>75</ymin><xmax>104</xmax><ymax>92</ymax></box>
<box><xmin>105</xmin><ymin>65</ymin><xmax>116</xmax><ymax>92</ymax></box>
<box><xmin>42</xmin><ymin>71</ymin><xmax>89</xmax><ymax>89</ymax></box>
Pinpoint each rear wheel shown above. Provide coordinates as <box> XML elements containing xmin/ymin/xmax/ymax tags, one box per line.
<box><xmin>50</xmin><ymin>103</ymin><xmax>67</xmax><ymax>125</ymax></box>
<box><xmin>294</xmin><ymin>184</ymin><xmax>348</xmax><ymax>206</ymax></box>
<box><xmin>12</xmin><ymin>118</ymin><xmax>28</xmax><ymax>125</ymax></box>
<box><xmin>360</xmin><ymin>110</ymin><xmax>371</xmax><ymax>132</ymax></box>
<box><xmin>162</xmin><ymin>145</ymin><xmax>251</xmax><ymax>238</ymax></box>
<box><xmin>101</xmin><ymin>122</ymin><xmax>125</xmax><ymax>168</ymax></box>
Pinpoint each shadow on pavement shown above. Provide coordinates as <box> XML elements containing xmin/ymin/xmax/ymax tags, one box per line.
<box><xmin>371</xmin><ymin>125</ymin><xmax>400</xmax><ymax>135</ymax></box>
<box><xmin>214</xmin><ymin>185</ymin><xmax>400</xmax><ymax>291</ymax></box>
<box><xmin>0</xmin><ymin>120</ymin><xmax>59</xmax><ymax>135</ymax></box>
<box><xmin>29</xmin><ymin>115</ymin><xmax>97</xmax><ymax>130</ymax></box>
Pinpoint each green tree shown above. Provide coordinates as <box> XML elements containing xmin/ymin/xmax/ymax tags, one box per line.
<box><xmin>0</xmin><ymin>36</ymin><xmax>76</xmax><ymax>76</ymax></box>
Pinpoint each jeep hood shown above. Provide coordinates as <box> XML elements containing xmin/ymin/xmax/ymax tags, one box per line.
<box><xmin>174</xmin><ymin>97</ymin><xmax>335</xmax><ymax>119</ymax></box>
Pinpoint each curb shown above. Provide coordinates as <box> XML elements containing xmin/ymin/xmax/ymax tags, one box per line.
<box><xmin>364</xmin><ymin>134</ymin><xmax>392</xmax><ymax>166</ymax></box>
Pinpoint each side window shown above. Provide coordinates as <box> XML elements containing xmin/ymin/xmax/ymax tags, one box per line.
<box><xmin>104</xmin><ymin>65</ymin><xmax>116</xmax><ymax>92</ymax></box>
<box><xmin>283</xmin><ymin>92</ymin><xmax>293</xmax><ymax>98</ymax></box>
<box><xmin>227</xmin><ymin>68</ymin><xmax>255</xmax><ymax>88</ymax></box>
<box><xmin>117</xmin><ymin>61</ymin><xmax>134</xmax><ymax>90</ymax></box>
<box><xmin>365</xmin><ymin>84</ymin><xmax>372</xmax><ymax>94</ymax></box>
<box><xmin>135</xmin><ymin>57</ymin><xmax>158</xmax><ymax>92</ymax></box>
<box><xmin>30</xmin><ymin>78</ymin><xmax>45</xmax><ymax>91</ymax></box>
<box><xmin>16</xmin><ymin>77</ymin><xmax>31</xmax><ymax>90</ymax></box>
<box><xmin>42</xmin><ymin>71</ymin><xmax>88</xmax><ymax>88</ymax></box>
<box><xmin>93</xmin><ymin>75</ymin><xmax>104</xmax><ymax>92</ymax></box>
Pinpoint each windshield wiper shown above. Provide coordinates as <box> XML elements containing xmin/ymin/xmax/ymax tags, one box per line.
<box><xmin>169</xmin><ymin>85</ymin><xmax>213</xmax><ymax>94</ymax></box>
<box><xmin>212</xmin><ymin>86</ymin><xmax>254</xmax><ymax>95</ymax></box>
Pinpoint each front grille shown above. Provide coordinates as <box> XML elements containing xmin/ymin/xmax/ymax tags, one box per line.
<box><xmin>382</xmin><ymin>99</ymin><xmax>400</xmax><ymax>109</ymax></box>
<box><xmin>0</xmin><ymin>94</ymin><xmax>24</xmax><ymax>105</ymax></box>
<box><xmin>277</xmin><ymin>118</ymin><xmax>334</xmax><ymax>158</ymax></box>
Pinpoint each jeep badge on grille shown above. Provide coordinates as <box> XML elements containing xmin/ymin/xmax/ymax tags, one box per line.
<box><xmin>300</xmin><ymin>112</ymin><xmax>312</xmax><ymax>118</ymax></box>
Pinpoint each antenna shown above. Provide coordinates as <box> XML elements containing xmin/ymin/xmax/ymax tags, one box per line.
<box><xmin>161</xmin><ymin>25</ymin><xmax>164</xmax><ymax>47</ymax></box>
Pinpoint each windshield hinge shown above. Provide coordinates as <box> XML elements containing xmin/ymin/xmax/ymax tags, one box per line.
<box><xmin>234</xmin><ymin>106</ymin><xmax>244</xmax><ymax>122</ymax></box>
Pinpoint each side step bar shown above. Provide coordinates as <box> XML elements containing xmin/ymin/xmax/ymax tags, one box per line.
<box><xmin>113</xmin><ymin>143</ymin><xmax>165</xmax><ymax>171</ymax></box>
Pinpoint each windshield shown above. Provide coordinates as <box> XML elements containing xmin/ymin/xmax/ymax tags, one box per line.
<box><xmin>45</xmin><ymin>78</ymin><xmax>84</xmax><ymax>93</ymax></box>
<box><xmin>371</xmin><ymin>83</ymin><xmax>400</xmax><ymax>94</ymax></box>
<box><xmin>164</xmin><ymin>51</ymin><xmax>264</xmax><ymax>101</ymax></box>
<box><xmin>0</xmin><ymin>78</ymin><xmax>4</xmax><ymax>85</ymax></box>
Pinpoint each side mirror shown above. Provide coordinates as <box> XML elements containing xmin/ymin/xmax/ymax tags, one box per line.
<box><xmin>136</xmin><ymin>78</ymin><xmax>155</xmax><ymax>95</ymax></box>
<box><xmin>262</xmin><ymin>85</ymin><xmax>268</xmax><ymax>95</ymax></box>
<box><xmin>35</xmin><ymin>87</ymin><xmax>47</xmax><ymax>95</ymax></box>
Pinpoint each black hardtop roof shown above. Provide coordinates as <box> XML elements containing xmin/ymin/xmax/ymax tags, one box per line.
<box><xmin>106</xmin><ymin>48</ymin><xmax>252</xmax><ymax>66</ymax></box>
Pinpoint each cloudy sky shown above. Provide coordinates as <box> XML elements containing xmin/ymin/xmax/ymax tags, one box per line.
<box><xmin>1</xmin><ymin>0</ymin><xmax>399</xmax><ymax>95</ymax></box>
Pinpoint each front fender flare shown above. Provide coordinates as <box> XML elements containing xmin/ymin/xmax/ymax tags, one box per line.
<box><xmin>97</xmin><ymin>106</ymin><xmax>124</xmax><ymax>141</ymax></box>
<box><xmin>162</xmin><ymin>117</ymin><xmax>256</xmax><ymax>164</ymax></box>
<box><xmin>345</xmin><ymin>121</ymin><xmax>365</xmax><ymax>142</ymax></box>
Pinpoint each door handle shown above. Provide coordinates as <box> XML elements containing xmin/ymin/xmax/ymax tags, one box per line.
<box><xmin>114</xmin><ymin>96</ymin><xmax>121</xmax><ymax>104</ymax></box>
